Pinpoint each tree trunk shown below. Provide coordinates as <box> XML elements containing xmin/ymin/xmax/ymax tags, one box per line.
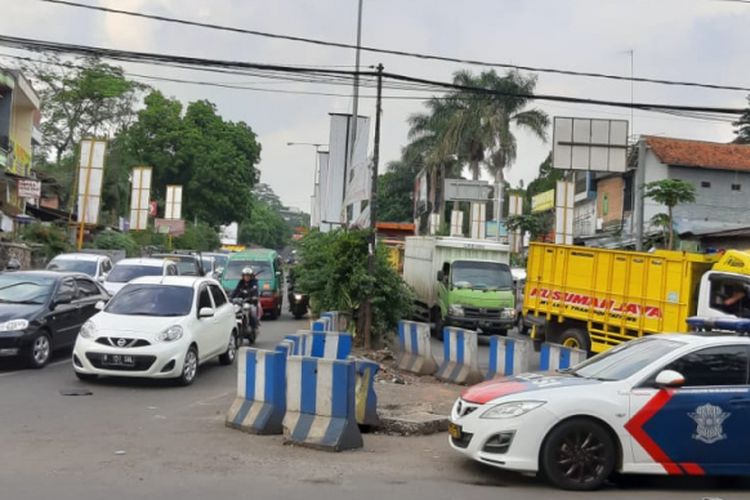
<box><xmin>667</xmin><ymin>206</ymin><xmax>674</xmax><ymax>250</ymax></box>
<box><xmin>470</xmin><ymin>161</ymin><xmax>480</xmax><ymax>181</ymax></box>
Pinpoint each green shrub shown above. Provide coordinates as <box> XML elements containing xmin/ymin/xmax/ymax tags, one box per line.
<box><xmin>19</xmin><ymin>223</ymin><xmax>71</xmax><ymax>260</ymax></box>
<box><xmin>294</xmin><ymin>229</ymin><xmax>413</xmax><ymax>346</ymax></box>
<box><xmin>92</xmin><ymin>230</ymin><xmax>140</xmax><ymax>257</ymax></box>
<box><xmin>173</xmin><ymin>223</ymin><xmax>220</xmax><ymax>252</ymax></box>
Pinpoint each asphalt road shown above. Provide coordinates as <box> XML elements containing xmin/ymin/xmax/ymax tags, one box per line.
<box><xmin>0</xmin><ymin>312</ymin><xmax>745</xmax><ymax>500</ymax></box>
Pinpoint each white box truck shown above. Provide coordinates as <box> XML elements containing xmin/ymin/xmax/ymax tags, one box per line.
<box><xmin>403</xmin><ymin>236</ymin><xmax>514</xmax><ymax>336</ymax></box>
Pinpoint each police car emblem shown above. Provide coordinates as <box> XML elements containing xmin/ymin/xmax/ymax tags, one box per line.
<box><xmin>689</xmin><ymin>403</ymin><xmax>730</xmax><ymax>444</ymax></box>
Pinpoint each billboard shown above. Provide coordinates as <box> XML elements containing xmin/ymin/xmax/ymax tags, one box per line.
<box><xmin>165</xmin><ymin>185</ymin><xmax>183</xmax><ymax>220</ymax></box>
<box><xmin>77</xmin><ymin>139</ymin><xmax>107</xmax><ymax>225</ymax></box>
<box><xmin>444</xmin><ymin>179</ymin><xmax>492</xmax><ymax>202</ymax></box>
<box><xmin>220</xmin><ymin>222</ymin><xmax>239</xmax><ymax>245</ymax></box>
<box><xmin>129</xmin><ymin>166</ymin><xmax>152</xmax><ymax>231</ymax></box>
<box><xmin>342</xmin><ymin>114</ymin><xmax>371</xmax><ymax>223</ymax></box>
<box><xmin>531</xmin><ymin>189</ymin><xmax>554</xmax><ymax>213</ymax></box>
<box><xmin>17</xmin><ymin>179</ymin><xmax>41</xmax><ymax>200</ymax></box>
<box><xmin>552</xmin><ymin>117</ymin><xmax>629</xmax><ymax>172</ymax></box>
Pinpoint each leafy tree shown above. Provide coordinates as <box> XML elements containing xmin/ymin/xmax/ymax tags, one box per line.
<box><xmin>173</xmin><ymin>223</ymin><xmax>220</xmax><ymax>252</ymax></box>
<box><xmin>650</xmin><ymin>213</ymin><xmax>671</xmax><ymax>246</ymax></box>
<box><xmin>734</xmin><ymin>96</ymin><xmax>750</xmax><ymax>144</ymax></box>
<box><xmin>378</xmin><ymin>159</ymin><xmax>420</xmax><ymax>222</ymax></box>
<box><xmin>506</xmin><ymin>213</ymin><xmax>553</xmax><ymax>241</ymax></box>
<box><xmin>644</xmin><ymin>179</ymin><xmax>696</xmax><ymax>250</ymax></box>
<box><xmin>92</xmin><ymin>230</ymin><xmax>139</xmax><ymax>257</ymax></box>
<box><xmin>294</xmin><ymin>229</ymin><xmax>413</xmax><ymax>345</ymax></box>
<box><xmin>238</xmin><ymin>200</ymin><xmax>290</xmax><ymax>250</ymax></box>
<box><xmin>25</xmin><ymin>55</ymin><xmax>145</xmax><ymax>166</ymax></box>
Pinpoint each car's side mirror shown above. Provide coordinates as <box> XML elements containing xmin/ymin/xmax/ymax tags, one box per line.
<box><xmin>54</xmin><ymin>291</ymin><xmax>74</xmax><ymax>306</ymax></box>
<box><xmin>436</xmin><ymin>270</ymin><xmax>444</xmax><ymax>282</ymax></box>
<box><xmin>655</xmin><ymin>369</ymin><xmax>685</xmax><ymax>388</ymax></box>
<box><xmin>94</xmin><ymin>300</ymin><xmax>106</xmax><ymax>311</ymax></box>
<box><xmin>97</xmin><ymin>273</ymin><xmax>107</xmax><ymax>283</ymax></box>
<box><xmin>198</xmin><ymin>307</ymin><xmax>215</xmax><ymax>318</ymax></box>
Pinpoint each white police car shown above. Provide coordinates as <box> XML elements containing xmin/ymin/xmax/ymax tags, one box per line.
<box><xmin>449</xmin><ymin>319</ymin><xmax>750</xmax><ymax>490</ymax></box>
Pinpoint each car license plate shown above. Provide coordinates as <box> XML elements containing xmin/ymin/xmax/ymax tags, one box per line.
<box><xmin>448</xmin><ymin>423</ymin><xmax>462</xmax><ymax>439</ymax></box>
<box><xmin>102</xmin><ymin>354</ymin><xmax>135</xmax><ymax>367</ymax></box>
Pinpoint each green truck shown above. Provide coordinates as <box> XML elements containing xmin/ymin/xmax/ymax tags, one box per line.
<box><xmin>403</xmin><ymin>236</ymin><xmax>514</xmax><ymax>336</ymax></box>
<box><xmin>220</xmin><ymin>249</ymin><xmax>283</xmax><ymax>319</ymax></box>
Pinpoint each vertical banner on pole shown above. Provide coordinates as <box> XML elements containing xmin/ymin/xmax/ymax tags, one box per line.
<box><xmin>77</xmin><ymin>139</ymin><xmax>107</xmax><ymax>225</ymax></box>
<box><xmin>555</xmin><ymin>180</ymin><xmax>574</xmax><ymax>245</ymax></box>
<box><xmin>450</xmin><ymin>210</ymin><xmax>463</xmax><ymax>237</ymax></box>
<box><xmin>508</xmin><ymin>194</ymin><xmax>523</xmax><ymax>253</ymax></box>
<box><xmin>469</xmin><ymin>203</ymin><xmax>486</xmax><ymax>239</ymax></box>
<box><xmin>130</xmin><ymin>167</ymin><xmax>153</xmax><ymax>231</ymax></box>
<box><xmin>164</xmin><ymin>185</ymin><xmax>183</xmax><ymax>220</ymax></box>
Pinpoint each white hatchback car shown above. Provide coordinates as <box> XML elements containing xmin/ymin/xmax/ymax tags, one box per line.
<box><xmin>102</xmin><ymin>258</ymin><xmax>178</xmax><ymax>296</ymax></box>
<box><xmin>73</xmin><ymin>276</ymin><xmax>237</xmax><ymax>385</ymax></box>
<box><xmin>47</xmin><ymin>252</ymin><xmax>113</xmax><ymax>282</ymax></box>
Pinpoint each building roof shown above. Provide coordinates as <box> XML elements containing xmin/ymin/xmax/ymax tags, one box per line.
<box><xmin>645</xmin><ymin>135</ymin><xmax>750</xmax><ymax>172</ymax></box>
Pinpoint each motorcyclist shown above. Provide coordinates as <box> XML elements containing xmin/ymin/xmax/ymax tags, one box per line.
<box><xmin>232</xmin><ymin>267</ymin><xmax>259</xmax><ymax>329</ymax></box>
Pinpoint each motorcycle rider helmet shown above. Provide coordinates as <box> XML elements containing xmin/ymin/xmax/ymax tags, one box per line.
<box><xmin>241</xmin><ymin>267</ymin><xmax>254</xmax><ymax>277</ymax></box>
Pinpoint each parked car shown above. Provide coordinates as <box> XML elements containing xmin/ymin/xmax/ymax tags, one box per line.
<box><xmin>46</xmin><ymin>253</ymin><xmax>113</xmax><ymax>282</ymax></box>
<box><xmin>72</xmin><ymin>276</ymin><xmax>237</xmax><ymax>385</ymax></box>
<box><xmin>448</xmin><ymin>331</ymin><xmax>750</xmax><ymax>490</ymax></box>
<box><xmin>102</xmin><ymin>258</ymin><xmax>178</xmax><ymax>296</ymax></box>
<box><xmin>152</xmin><ymin>252</ymin><xmax>205</xmax><ymax>277</ymax></box>
<box><xmin>0</xmin><ymin>271</ymin><xmax>109</xmax><ymax>368</ymax></box>
<box><xmin>201</xmin><ymin>252</ymin><xmax>228</xmax><ymax>278</ymax></box>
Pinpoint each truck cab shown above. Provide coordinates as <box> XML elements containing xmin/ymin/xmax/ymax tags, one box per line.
<box><xmin>697</xmin><ymin>251</ymin><xmax>750</xmax><ymax>319</ymax></box>
<box><xmin>437</xmin><ymin>259</ymin><xmax>515</xmax><ymax>335</ymax></box>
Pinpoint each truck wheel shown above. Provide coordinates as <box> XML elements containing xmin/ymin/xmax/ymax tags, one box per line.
<box><xmin>432</xmin><ymin>316</ymin><xmax>443</xmax><ymax>340</ymax></box>
<box><xmin>559</xmin><ymin>327</ymin><xmax>591</xmax><ymax>352</ymax></box>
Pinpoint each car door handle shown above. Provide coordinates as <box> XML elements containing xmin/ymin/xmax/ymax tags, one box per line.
<box><xmin>729</xmin><ymin>398</ymin><xmax>750</xmax><ymax>407</ymax></box>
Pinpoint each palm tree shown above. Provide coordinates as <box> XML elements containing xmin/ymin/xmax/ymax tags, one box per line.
<box><xmin>644</xmin><ymin>179</ymin><xmax>696</xmax><ymax>250</ymax></box>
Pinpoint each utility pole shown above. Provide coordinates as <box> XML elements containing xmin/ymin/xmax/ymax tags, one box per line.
<box><xmin>345</xmin><ymin>0</ymin><xmax>364</xmax><ymax>226</ymax></box>
<box><xmin>634</xmin><ymin>137</ymin><xmax>646</xmax><ymax>251</ymax></box>
<box><xmin>495</xmin><ymin>174</ymin><xmax>503</xmax><ymax>241</ymax></box>
<box><xmin>361</xmin><ymin>63</ymin><xmax>383</xmax><ymax>350</ymax></box>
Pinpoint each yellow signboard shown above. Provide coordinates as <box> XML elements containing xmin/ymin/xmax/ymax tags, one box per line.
<box><xmin>6</xmin><ymin>139</ymin><xmax>31</xmax><ymax>176</ymax></box>
<box><xmin>531</xmin><ymin>189</ymin><xmax>555</xmax><ymax>213</ymax></box>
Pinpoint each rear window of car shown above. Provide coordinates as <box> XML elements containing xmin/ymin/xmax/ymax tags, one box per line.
<box><xmin>47</xmin><ymin>258</ymin><xmax>97</xmax><ymax>277</ymax></box>
<box><xmin>105</xmin><ymin>285</ymin><xmax>193</xmax><ymax>316</ymax></box>
<box><xmin>106</xmin><ymin>264</ymin><xmax>163</xmax><ymax>283</ymax></box>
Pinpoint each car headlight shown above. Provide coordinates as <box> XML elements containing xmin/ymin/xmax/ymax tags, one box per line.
<box><xmin>79</xmin><ymin>321</ymin><xmax>96</xmax><ymax>339</ymax></box>
<box><xmin>448</xmin><ymin>305</ymin><xmax>464</xmax><ymax>317</ymax></box>
<box><xmin>500</xmin><ymin>309</ymin><xmax>515</xmax><ymax>319</ymax></box>
<box><xmin>294</xmin><ymin>293</ymin><xmax>303</xmax><ymax>301</ymax></box>
<box><xmin>156</xmin><ymin>325</ymin><xmax>184</xmax><ymax>342</ymax></box>
<box><xmin>480</xmin><ymin>401</ymin><xmax>546</xmax><ymax>419</ymax></box>
<box><xmin>0</xmin><ymin>319</ymin><xmax>29</xmax><ymax>332</ymax></box>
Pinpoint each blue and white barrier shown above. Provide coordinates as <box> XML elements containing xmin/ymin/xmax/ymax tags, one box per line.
<box><xmin>353</xmin><ymin>358</ymin><xmax>379</xmax><ymax>428</ymax></box>
<box><xmin>309</xmin><ymin>331</ymin><xmax>352</xmax><ymax>360</ymax></box>
<box><xmin>487</xmin><ymin>336</ymin><xmax>532</xmax><ymax>379</ymax></box>
<box><xmin>435</xmin><ymin>327</ymin><xmax>483</xmax><ymax>385</ymax></box>
<box><xmin>284</xmin><ymin>333</ymin><xmax>310</xmax><ymax>356</ymax></box>
<box><xmin>311</xmin><ymin>317</ymin><xmax>331</xmax><ymax>332</ymax></box>
<box><xmin>396</xmin><ymin>320</ymin><xmax>437</xmax><ymax>375</ymax></box>
<box><xmin>320</xmin><ymin>311</ymin><xmax>349</xmax><ymax>331</ymax></box>
<box><xmin>226</xmin><ymin>348</ymin><xmax>286</xmax><ymax>435</ymax></box>
<box><xmin>283</xmin><ymin>356</ymin><xmax>363</xmax><ymax>451</ymax></box>
<box><xmin>539</xmin><ymin>342</ymin><xmax>588</xmax><ymax>371</ymax></box>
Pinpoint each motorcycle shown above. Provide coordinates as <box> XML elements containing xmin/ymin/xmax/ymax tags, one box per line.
<box><xmin>287</xmin><ymin>280</ymin><xmax>308</xmax><ymax>320</ymax></box>
<box><xmin>232</xmin><ymin>293</ymin><xmax>261</xmax><ymax>345</ymax></box>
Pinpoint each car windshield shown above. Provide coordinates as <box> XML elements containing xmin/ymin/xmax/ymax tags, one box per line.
<box><xmin>225</xmin><ymin>260</ymin><xmax>272</xmax><ymax>279</ymax></box>
<box><xmin>569</xmin><ymin>337</ymin><xmax>684</xmax><ymax>381</ymax></box>
<box><xmin>0</xmin><ymin>274</ymin><xmax>55</xmax><ymax>304</ymax></box>
<box><xmin>200</xmin><ymin>257</ymin><xmax>214</xmax><ymax>272</ymax></box>
<box><xmin>106</xmin><ymin>264</ymin><xmax>163</xmax><ymax>283</ymax></box>
<box><xmin>451</xmin><ymin>261</ymin><xmax>512</xmax><ymax>290</ymax></box>
<box><xmin>46</xmin><ymin>258</ymin><xmax>97</xmax><ymax>276</ymax></box>
<box><xmin>105</xmin><ymin>284</ymin><xmax>193</xmax><ymax>317</ymax></box>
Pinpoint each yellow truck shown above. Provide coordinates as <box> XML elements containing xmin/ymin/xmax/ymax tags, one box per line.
<box><xmin>523</xmin><ymin>243</ymin><xmax>750</xmax><ymax>353</ymax></box>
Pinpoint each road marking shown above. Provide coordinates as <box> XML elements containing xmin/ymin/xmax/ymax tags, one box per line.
<box><xmin>0</xmin><ymin>359</ymin><xmax>69</xmax><ymax>377</ymax></box>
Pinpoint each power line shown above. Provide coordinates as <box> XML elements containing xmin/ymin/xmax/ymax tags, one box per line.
<box><xmin>0</xmin><ymin>35</ymin><xmax>744</xmax><ymax>117</ymax></box>
<box><xmin>41</xmin><ymin>0</ymin><xmax>750</xmax><ymax>93</ymax></box>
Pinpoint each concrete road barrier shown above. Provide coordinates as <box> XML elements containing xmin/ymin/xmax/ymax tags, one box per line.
<box><xmin>539</xmin><ymin>342</ymin><xmax>588</xmax><ymax>371</ymax></box>
<box><xmin>435</xmin><ymin>327</ymin><xmax>483</xmax><ymax>385</ymax></box>
<box><xmin>353</xmin><ymin>358</ymin><xmax>380</xmax><ymax>428</ymax></box>
<box><xmin>284</xmin><ymin>333</ymin><xmax>310</xmax><ymax>356</ymax></box>
<box><xmin>486</xmin><ymin>336</ymin><xmax>533</xmax><ymax>379</ymax></box>
<box><xmin>283</xmin><ymin>356</ymin><xmax>363</xmax><ymax>451</ymax></box>
<box><xmin>311</xmin><ymin>317</ymin><xmax>331</xmax><ymax>332</ymax></box>
<box><xmin>226</xmin><ymin>348</ymin><xmax>286</xmax><ymax>435</ymax></box>
<box><xmin>309</xmin><ymin>331</ymin><xmax>353</xmax><ymax>360</ymax></box>
<box><xmin>396</xmin><ymin>320</ymin><xmax>437</xmax><ymax>375</ymax></box>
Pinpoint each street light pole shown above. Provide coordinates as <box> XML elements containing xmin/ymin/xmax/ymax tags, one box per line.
<box><xmin>345</xmin><ymin>0</ymin><xmax>364</xmax><ymax>225</ymax></box>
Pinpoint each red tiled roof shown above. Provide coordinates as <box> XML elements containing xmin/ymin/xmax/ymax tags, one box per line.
<box><xmin>645</xmin><ymin>135</ymin><xmax>750</xmax><ymax>171</ymax></box>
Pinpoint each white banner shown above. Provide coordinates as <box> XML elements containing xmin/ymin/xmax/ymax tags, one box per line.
<box><xmin>508</xmin><ymin>193</ymin><xmax>524</xmax><ymax>252</ymax></box>
<box><xmin>220</xmin><ymin>222</ymin><xmax>238</xmax><ymax>245</ymax></box>
<box><xmin>165</xmin><ymin>185</ymin><xmax>183</xmax><ymax>220</ymax></box>
<box><xmin>343</xmin><ymin>115</ymin><xmax>371</xmax><ymax>222</ymax></box>
<box><xmin>129</xmin><ymin>166</ymin><xmax>152</xmax><ymax>231</ymax></box>
<box><xmin>77</xmin><ymin>139</ymin><xmax>107</xmax><ymax>225</ymax></box>
<box><xmin>555</xmin><ymin>180</ymin><xmax>574</xmax><ymax>245</ymax></box>
<box><xmin>470</xmin><ymin>203</ymin><xmax>486</xmax><ymax>239</ymax></box>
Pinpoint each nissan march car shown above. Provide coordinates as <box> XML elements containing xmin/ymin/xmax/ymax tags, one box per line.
<box><xmin>449</xmin><ymin>333</ymin><xmax>750</xmax><ymax>490</ymax></box>
<box><xmin>73</xmin><ymin>276</ymin><xmax>237</xmax><ymax>385</ymax></box>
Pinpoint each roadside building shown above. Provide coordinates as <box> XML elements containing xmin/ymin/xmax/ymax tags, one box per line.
<box><xmin>0</xmin><ymin>68</ymin><xmax>41</xmax><ymax>232</ymax></box>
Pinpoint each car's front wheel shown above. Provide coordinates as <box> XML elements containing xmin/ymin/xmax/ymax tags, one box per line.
<box><xmin>26</xmin><ymin>332</ymin><xmax>51</xmax><ymax>369</ymax></box>
<box><xmin>540</xmin><ymin>418</ymin><xmax>616</xmax><ymax>491</ymax></box>
<box><xmin>219</xmin><ymin>332</ymin><xmax>237</xmax><ymax>366</ymax></box>
<box><xmin>177</xmin><ymin>346</ymin><xmax>199</xmax><ymax>386</ymax></box>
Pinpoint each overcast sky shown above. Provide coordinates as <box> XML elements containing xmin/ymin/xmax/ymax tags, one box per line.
<box><xmin>2</xmin><ymin>0</ymin><xmax>749</xmax><ymax>210</ymax></box>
